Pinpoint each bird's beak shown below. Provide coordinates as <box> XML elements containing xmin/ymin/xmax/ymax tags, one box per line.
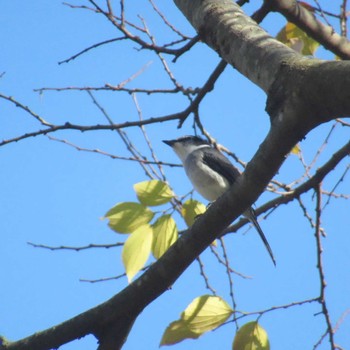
<box><xmin>162</xmin><ymin>139</ymin><xmax>175</xmax><ymax>147</ymax></box>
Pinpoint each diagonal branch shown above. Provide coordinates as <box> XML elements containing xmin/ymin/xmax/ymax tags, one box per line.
<box><xmin>266</xmin><ymin>0</ymin><xmax>350</xmax><ymax>60</ymax></box>
<box><xmin>222</xmin><ymin>120</ymin><xmax>350</xmax><ymax>236</ymax></box>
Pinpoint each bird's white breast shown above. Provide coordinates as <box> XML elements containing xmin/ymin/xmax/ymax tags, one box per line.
<box><xmin>184</xmin><ymin>154</ymin><xmax>230</xmax><ymax>201</ymax></box>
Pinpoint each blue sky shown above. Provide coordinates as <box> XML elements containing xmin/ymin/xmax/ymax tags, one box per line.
<box><xmin>1</xmin><ymin>1</ymin><xmax>350</xmax><ymax>349</ymax></box>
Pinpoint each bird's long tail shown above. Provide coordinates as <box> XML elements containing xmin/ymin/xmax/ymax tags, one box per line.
<box><xmin>245</xmin><ymin>208</ymin><xmax>276</xmax><ymax>266</ymax></box>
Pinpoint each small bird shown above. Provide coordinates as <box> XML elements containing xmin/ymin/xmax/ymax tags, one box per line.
<box><xmin>163</xmin><ymin>135</ymin><xmax>276</xmax><ymax>265</ymax></box>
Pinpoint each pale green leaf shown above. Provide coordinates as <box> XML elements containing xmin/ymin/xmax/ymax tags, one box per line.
<box><xmin>105</xmin><ymin>202</ymin><xmax>154</xmax><ymax>233</ymax></box>
<box><xmin>182</xmin><ymin>295</ymin><xmax>233</xmax><ymax>333</ymax></box>
<box><xmin>276</xmin><ymin>22</ymin><xmax>320</xmax><ymax>55</ymax></box>
<box><xmin>181</xmin><ymin>199</ymin><xmax>206</xmax><ymax>227</ymax></box>
<box><xmin>122</xmin><ymin>224</ymin><xmax>153</xmax><ymax>282</ymax></box>
<box><xmin>134</xmin><ymin>180</ymin><xmax>174</xmax><ymax>206</ymax></box>
<box><xmin>152</xmin><ymin>214</ymin><xmax>178</xmax><ymax>259</ymax></box>
<box><xmin>160</xmin><ymin>320</ymin><xmax>200</xmax><ymax>346</ymax></box>
<box><xmin>233</xmin><ymin>322</ymin><xmax>270</xmax><ymax>350</ymax></box>
<box><xmin>160</xmin><ymin>295</ymin><xmax>233</xmax><ymax>346</ymax></box>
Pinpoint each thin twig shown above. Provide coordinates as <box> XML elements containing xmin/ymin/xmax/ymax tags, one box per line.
<box><xmin>234</xmin><ymin>297</ymin><xmax>319</xmax><ymax>321</ymax></box>
<box><xmin>132</xmin><ymin>93</ymin><xmax>165</xmax><ymax>180</ymax></box>
<box><xmin>219</xmin><ymin>237</ymin><xmax>239</xmax><ymax>330</ymax></box>
<box><xmin>28</xmin><ymin>242</ymin><xmax>123</xmax><ymax>251</ymax></box>
<box><xmin>314</xmin><ymin>184</ymin><xmax>336</xmax><ymax>349</ymax></box>
<box><xmin>148</xmin><ymin>0</ymin><xmax>191</xmax><ymax>39</ymax></box>
<box><xmin>209</xmin><ymin>245</ymin><xmax>252</xmax><ymax>279</ymax></box>
<box><xmin>323</xmin><ymin>164</ymin><xmax>350</xmax><ymax>210</ymax></box>
<box><xmin>80</xmin><ymin>264</ymin><xmax>151</xmax><ymax>283</ymax></box>
<box><xmin>340</xmin><ymin>0</ymin><xmax>348</xmax><ymax>37</ymax></box>
<box><xmin>0</xmin><ymin>93</ymin><xmax>51</xmax><ymax>126</ymax></box>
<box><xmin>87</xmin><ymin>91</ymin><xmax>155</xmax><ymax>179</ymax></box>
<box><xmin>58</xmin><ymin>37</ymin><xmax>128</xmax><ymax>65</ymax></box>
<box><xmin>196</xmin><ymin>257</ymin><xmax>217</xmax><ymax>295</ymax></box>
<box><xmin>47</xmin><ymin>135</ymin><xmax>180</xmax><ymax>166</ymax></box>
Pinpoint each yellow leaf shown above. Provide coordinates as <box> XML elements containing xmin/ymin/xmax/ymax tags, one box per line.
<box><xmin>181</xmin><ymin>199</ymin><xmax>206</xmax><ymax>227</ymax></box>
<box><xmin>160</xmin><ymin>295</ymin><xmax>233</xmax><ymax>346</ymax></box>
<box><xmin>233</xmin><ymin>322</ymin><xmax>270</xmax><ymax>350</ymax></box>
<box><xmin>276</xmin><ymin>22</ymin><xmax>320</xmax><ymax>55</ymax></box>
<box><xmin>122</xmin><ymin>224</ymin><xmax>153</xmax><ymax>282</ymax></box>
<box><xmin>160</xmin><ymin>320</ymin><xmax>200</xmax><ymax>346</ymax></box>
<box><xmin>291</xmin><ymin>143</ymin><xmax>301</xmax><ymax>155</ymax></box>
<box><xmin>134</xmin><ymin>180</ymin><xmax>174</xmax><ymax>206</ymax></box>
<box><xmin>105</xmin><ymin>202</ymin><xmax>154</xmax><ymax>233</ymax></box>
<box><xmin>152</xmin><ymin>215</ymin><xmax>178</xmax><ymax>259</ymax></box>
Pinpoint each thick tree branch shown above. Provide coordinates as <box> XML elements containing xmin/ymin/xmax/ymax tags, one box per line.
<box><xmin>175</xmin><ymin>0</ymin><xmax>297</xmax><ymax>92</ymax></box>
<box><xmin>174</xmin><ymin>0</ymin><xmax>350</xmax><ymax>127</ymax></box>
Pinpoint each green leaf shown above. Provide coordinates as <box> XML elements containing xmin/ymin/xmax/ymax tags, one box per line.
<box><xmin>122</xmin><ymin>224</ymin><xmax>153</xmax><ymax>282</ymax></box>
<box><xmin>233</xmin><ymin>322</ymin><xmax>270</xmax><ymax>350</ymax></box>
<box><xmin>160</xmin><ymin>320</ymin><xmax>200</xmax><ymax>346</ymax></box>
<box><xmin>152</xmin><ymin>214</ymin><xmax>178</xmax><ymax>259</ymax></box>
<box><xmin>134</xmin><ymin>180</ymin><xmax>174</xmax><ymax>206</ymax></box>
<box><xmin>160</xmin><ymin>295</ymin><xmax>233</xmax><ymax>346</ymax></box>
<box><xmin>276</xmin><ymin>22</ymin><xmax>320</xmax><ymax>56</ymax></box>
<box><xmin>181</xmin><ymin>199</ymin><xmax>206</xmax><ymax>227</ymax></box>
<box><xmin>105</xmin><ymin>202</ymin><xmax>154</xmax><ymax>233</ymax></box>
<box><xmin>182</xmin><ymin>295</ymin><xmax>233</xmax><ymax>333</ymax></box>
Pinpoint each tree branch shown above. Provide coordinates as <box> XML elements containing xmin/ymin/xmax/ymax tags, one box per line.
<box><xmin>224</xmin><ymin>138</ymin><xmax>350</xmax><ymax>235</ymax></box>
<box><xmin>266</xmin><ymin>0</ymin><xmax>350</xmax><ymax>60</ymax></box>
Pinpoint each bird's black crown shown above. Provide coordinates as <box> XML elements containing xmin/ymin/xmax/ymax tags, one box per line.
<box><xmin>175</xmin><ymin>135</ymin><xmax>208</xmax><ymax>145</ymax></box>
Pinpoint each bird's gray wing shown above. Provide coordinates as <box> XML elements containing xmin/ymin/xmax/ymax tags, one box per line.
<box><xmin>201</xmin><ymin>148</ymin><xmax>241</xmax><ymax>184</ymax></box>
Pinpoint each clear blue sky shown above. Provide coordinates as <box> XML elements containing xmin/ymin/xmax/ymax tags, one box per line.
<box><xmin>1</xmin><ymin>1</ymin><xmax>349</xmax><ymax>349</ymax></box>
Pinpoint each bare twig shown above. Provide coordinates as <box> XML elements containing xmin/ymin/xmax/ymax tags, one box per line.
<box><xmin>219</xmin><ymin>237</ymin><xmax>239</xmax><ymax>330</ymax></box>
<box><xmin>87</xmin><ymin>91</ymin><xmax>155</xmax><ymax>179</ymax></box>
<box><xmin>314</xmin><ymin>184</ymin><xmax>336</xmax><ymax>349</ymax></box>
<box><xmin>0</xmin><ymin>110</ymin><xmax>186</xmax><ymax>147</ymax></box>
<box><xmin>80</xmin><ymin>264</ymin><xmax>151</xmax><ymax>283</ymax></box>
<box><xmin>132</xmin><ymin>93</ymin><xmax>165</xmax><ymax>180</ymax></box>
<box><xmin>28</xmin><ymin>242</ymin><xmax>123</xmax><ymax>251</ymax></box>
<box><xmin>86</xmin><ymin>0</ymin><xmax>198</xmax><ymax>58</ymax></box>
<box><xmin>35</xmin><ymin>85</ymin><xmax>193</xmax><ymax>94</ymax></box>
<box><xmin>179</xmin><ymin>59</ymin><xmax>227</xmax><ymax>127</ymax></box>
<box><xmin>223</xmin><ymin>139</ymin><xmax>350</xmax><ymax>236</ymax></box>
<box><xmin>196</xmin><ymin>256</ymin><xmax>217</xmax><ymax>294</ymax></box>
<box><xmin>234</xmin><ymin>297</ymin><xmax>319</xmax><ymax>321</ymax></box>
<box><xmin>323</xmin><ymin>164</ymin><xmax>350</xmax><ymax>210</ymax></box>
<box><xmin>0</xmin><ymin>93</ymin><xmax>51</xmax><ymax>126</ymax></box>
<box><xmin>148</xmin><ymin>0</ymin><xmax>191</xmax><ymax>39</ymax></box>
<box><xmin>58</xmin><ymin>37</ymin><xmax>128</xmax><ymax>65</ymax></box>
<box><xmin>47</xmin><ymin>135</ymin><xmax>180</xmax><ymax>166</ymax></box>
<box><xmin>340</xmin><ymin>0</ymin><xmax>348</xmax><ymax>37</ymax></box>
<box><xmin>209</xmin><ymin>245</ymin><xmax>252</xmax><ymax>279</ymax></box>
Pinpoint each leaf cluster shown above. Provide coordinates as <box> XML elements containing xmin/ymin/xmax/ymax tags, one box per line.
<box><xmin>104</xmin><ymin>179</ymin><xmax>205</xmax><ymax>281</ymax></box>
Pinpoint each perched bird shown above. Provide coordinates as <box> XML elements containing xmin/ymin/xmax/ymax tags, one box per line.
<box><xmin>163</xmin><ymin>135</ymin><xmax>276</xmax><ymax>265</ymax></box>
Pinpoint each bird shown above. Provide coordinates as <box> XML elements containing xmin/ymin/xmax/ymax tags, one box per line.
<box><xmin>163</xmin><ymin>135</ymin><xmax>276</xmax><ymax>265</ymax></box>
